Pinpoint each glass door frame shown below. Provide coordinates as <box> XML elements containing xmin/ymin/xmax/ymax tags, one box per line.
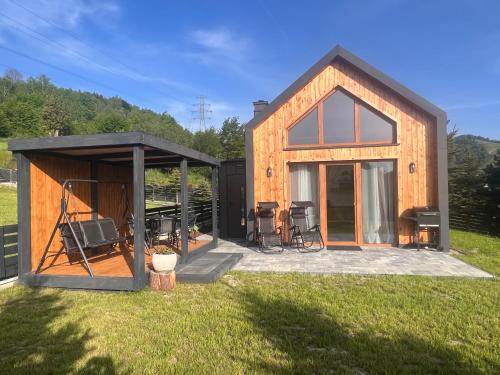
<box><xmin>319</xmin><ymin>160</ymin><xmax>398</xmax><ymax>247</ymax></box>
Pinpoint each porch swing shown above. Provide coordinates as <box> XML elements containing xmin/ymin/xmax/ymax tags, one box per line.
<box><xmin>35</xmin><ymin>179</ymin><xmax>130</xmax><ymax>277</ymax></box>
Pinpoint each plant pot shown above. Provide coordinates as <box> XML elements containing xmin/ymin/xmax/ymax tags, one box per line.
<box><xmin>152</xmin><ymin>253</ymin><xmax>178</xmax><ymax>273</ymax></box>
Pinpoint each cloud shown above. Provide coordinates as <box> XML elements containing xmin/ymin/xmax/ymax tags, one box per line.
<box><xmin>443</xmin><ymin>100</ymin><xmax>500</xmax><ymax>111</ymax></box>
<box><xmin>0</xmin><ymin>0</ymin><xmax>198</xmax><ymax>98</ymax></box>
<box><xmin>0</xmin><ymin>0</ymin><xmax>120</xmax><ymax>31</ymax></box>
<box><xmin>190</xmin><ymin>28</ymin><xmax>250</xmax><ymax>56</ymax></box>
<box><xmin>182</xmin><ymin>26</ymin><xmax>274</xmax><ymax>87</ymax></box>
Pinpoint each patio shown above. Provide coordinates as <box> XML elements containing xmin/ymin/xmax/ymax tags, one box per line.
<box><xmin>210</xmin><ymin>239</ymin><xmax>494</xmax><ymax>278</ymax></box>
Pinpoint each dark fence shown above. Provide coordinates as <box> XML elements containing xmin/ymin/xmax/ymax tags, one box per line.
<box><xmin>145</xmin><ymin>185</ymin><xmax>212</xmax><ymax>204</ymax></box>
<box><xmin>0</xmin><ymin>224</ymin><xmax>18</xmax><ymax>280</ymax></box>
<box><xmin>145</xmin><ymin>200</ymin><xmax>216</xmax><ymax>230</ymax></box>
<box><xmin>449</xmin><ymin>207</ymin><xmax>499</xmax><ymax>237</ymax></box>
<box><xmin>145</xmin><ymin>185</ymin><xmax>179</xmax><ymax>203</ymax></box>
<box><xmin>0</xmin><ymin>168</ymin><xmax>17</xmax><ymax>184</ymax></box>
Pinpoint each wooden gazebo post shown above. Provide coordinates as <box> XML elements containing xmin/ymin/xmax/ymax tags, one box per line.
<box><xmin>180</xmin><ymin>158</ymin><xmax>189</xmax><ymax>264</ymax></box>
<box><xmin>212</xmin><ymin>166</ymin><xmax>218</xmax><ymax>247</ymax></box>
<box><xmin>133</xmin><ymin>144</ymin><xmax>146</xmax><ymax>290</ymax></box>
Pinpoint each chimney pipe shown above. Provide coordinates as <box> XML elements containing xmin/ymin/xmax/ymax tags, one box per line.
<box><xmin>253</xmin><ymin>100</ymin><xmax>268</xmax><ymax>117</ymax></box>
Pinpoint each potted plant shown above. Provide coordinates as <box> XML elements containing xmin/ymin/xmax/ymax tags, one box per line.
<box><xmin>152</xmin><ymin>246</ymin><xmax>178</xmax><ymax>273</ymax></box>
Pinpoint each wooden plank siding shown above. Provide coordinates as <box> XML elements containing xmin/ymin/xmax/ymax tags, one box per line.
<box><xmin>252</xmin><ymin>60</ymin><xmax>438</xmax><ymax>245</ymax></box>
<box><xmin>30</xmin><ymin>154</ymin><xmax>92</xmax><ymax>269</ymax></box>
<box><xmin>97</xmin><ymin>163</ymin><xmax>133</xmax><ymax>237</ymax></box>
<box><xmin>29</xmin><ymin>155</ymin><xmax>134</xmax><ymax>272</ymax></box>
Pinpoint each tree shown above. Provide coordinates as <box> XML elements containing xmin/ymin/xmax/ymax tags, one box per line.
<box><xmin>4</xmin><ymin>69</ymin><xmax>22</xmax><ymax>84</ymax></box>
<box><xmin>484</xmin><ymin>150</ymin><xmax>500</xmax><ymax>233</ymax></box>
<box><xmin>191</xmin><ymin>127</ymin><xmax>222</xmax><ymax>158</ymax></box>
<box><xmin>42</xmin><ymin>94</ymin><xmax>69</xmax><ymax>136</ymax></box>
<box><xmin>93</xmin><ymin>112</ymin><xmax>129</xmax><ymax>133</ymax></box>
<box><xmin>0</xmin><ymin>94</ymin><xmax>44</xmax><ymax>137</ymax></box>
<box><xmin>219</xmin><ymin>117</ymin><xmax>245</xmax><ymax>160</ymax></box>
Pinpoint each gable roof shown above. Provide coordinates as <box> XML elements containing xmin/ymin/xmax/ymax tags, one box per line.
<box><xmin>246</xmin><ymin>45</ymin><xmax>446</xmax><ymax>130</ymax></box>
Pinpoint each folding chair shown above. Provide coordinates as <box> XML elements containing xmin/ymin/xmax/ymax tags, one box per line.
<box><xmin>255</xmin><ymin>201</ymin><xmax>284</xmax><ymax>252</ymax></box>
<box><xmin>288</xmin><ymin>201</ymin><xmax>324</xmax><ymax>252</ymax></box>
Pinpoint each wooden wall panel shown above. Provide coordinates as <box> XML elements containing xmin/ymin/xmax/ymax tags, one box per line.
<box><xmin>30</xmin><ymin>154</ymin><xmax>91</xmax><ymax>270</ymax></box>
<box><xmin>97</xmin><ymin>163</ymin><xmax>133</xmax><ymax>236</ymax></box>
<box><xmin>252</xmin><ymin>59</ymin><xmax>438</xmax><ymax>245</ymax></box>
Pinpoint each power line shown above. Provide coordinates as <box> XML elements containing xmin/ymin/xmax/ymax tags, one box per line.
<box><xmin>0</xmin><ymin>9</ymin><xmax>186</xmax><ymax>104</ymax></box>
<box><xmin>3</xmin><ymin>0</ymin><xmax>200</xmax><ymax>127</ymax></box>
<box><xmin>0</xmin><ymin>44</ymin><xmax>163</xmax><ymax>108</ymax></box>
<box><xmin>191</xmin><ymin>95</ymin><xmax>212</xmax><ymax>132</ymax></box>
<box><xmin>7</xmin><ymin>0</ymin><xmax>145</xmax><ymax>75</ymax></box>
<box><xmin>0</xmin><ymin>11</ymin><xmax>119</xmax><ymax>77</ymax></box>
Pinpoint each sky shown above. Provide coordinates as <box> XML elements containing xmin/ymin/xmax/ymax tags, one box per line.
<box><xmin>0</xmin><ymin>0</ymin><xmax>498</xmax><ymax>139</ymax></box>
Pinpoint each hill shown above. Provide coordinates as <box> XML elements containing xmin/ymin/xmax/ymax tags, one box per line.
<box><xmin>0</xmin><ymin>70</ymin><xmax>192</xmax><ymax>145</ymax></box>
<box><xmin>452</xmin><ymin>134</ymin><xmax>500</xmax><ymax>169</ymax></box>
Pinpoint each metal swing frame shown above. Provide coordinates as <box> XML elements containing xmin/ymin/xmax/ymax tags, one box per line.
<box><xmin>35</xmin><ymin>179</ymin><xmax>128</xmax><ymax>277</ymax></box>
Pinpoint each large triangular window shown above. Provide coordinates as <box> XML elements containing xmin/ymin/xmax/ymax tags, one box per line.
<box><xmin>287</xmin><ymin>108</ymin><xmax>319</xmax><ymax>145</ymax></box>
<box><xmin>286</xmin><ymin>87</ymin><xmax>395</xmax><ymax>147</ymax></box>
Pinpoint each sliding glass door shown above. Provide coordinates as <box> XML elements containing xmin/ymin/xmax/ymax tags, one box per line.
<box><xmin>322</xmin><ymin>160</ymin><xmax>395</xmax><ymax>245</ymax></box>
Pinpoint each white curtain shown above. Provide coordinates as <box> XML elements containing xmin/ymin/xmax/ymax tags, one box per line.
<box><xmin>362</xmin><ymin>162</ymin><xmax>394</xmax><ymax>243</ymax></box>
<box><xmin>290</xmin><ymin>164</ymin><xmax>319</xmax><ymax>226</ymax></box>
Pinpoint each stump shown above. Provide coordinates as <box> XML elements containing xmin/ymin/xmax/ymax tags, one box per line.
<box><xmin>149</xmin><ymin>270</ymin><xmax>176</xmax><ymax>291</ymax></box>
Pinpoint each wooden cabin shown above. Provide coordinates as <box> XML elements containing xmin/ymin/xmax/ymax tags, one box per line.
<box><xmin>245</xmin><ymin>46</ymin><xmax>449</xmax><ymax>250</ymax></box>
<box><xmin>8</xmin><ymin>132</ymin><xmax>220</xmax><ymax>290</ymax></box>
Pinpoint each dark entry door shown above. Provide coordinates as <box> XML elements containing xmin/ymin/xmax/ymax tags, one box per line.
<box><xmin>219</xmin><ymin>160</ymin><xmax>246</xmax><ymax>238</ymax></box>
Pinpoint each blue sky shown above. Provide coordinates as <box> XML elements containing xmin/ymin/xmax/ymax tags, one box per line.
<box><xmin>0</xmin><ymin>0</ymin><xmax>498</xmax><ymax>139</ymax></box>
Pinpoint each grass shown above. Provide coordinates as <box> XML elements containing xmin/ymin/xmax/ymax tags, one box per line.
<box><xmin>146</xmin><ymin>199</ymin><xmax>175</xmax><ymax>209</ymax></box>
<box><xmin>0</xmin><ymin>185</ymin><xmax>17</xmax><ymax>226</ymax></box>
<box><xmin>450</xmin><ymin>229</ymin><xmax>500</xmax><ymax>276</ymax></box>
<box><xmin>0</xmin><ymin>138</ymin><xmax>15</xmax><ymax>169</ymax></box>
<box><xmin>0</xmin><ymin>274</ymin><xmax>498</xmax><ymax>374</ymax></box>
<box><xmin>0</xmin><ymin>186</ymin><xmax>498</xmax><ymax>373</ymax></box>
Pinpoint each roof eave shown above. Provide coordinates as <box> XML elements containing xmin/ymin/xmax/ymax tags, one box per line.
<box><xmin>8</xmin><ymin>131</ymin><xmax>220</xmax><ymax>166</ymax></box>
<box><xmin>246</xmin><ymin>45</ymin><xmax>446</xmax><ymax>131</ymax></box>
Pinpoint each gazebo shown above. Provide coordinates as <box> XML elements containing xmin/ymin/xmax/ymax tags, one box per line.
<box><xmin>8</xmin><ymin>132</ymin><xmax>220</xmax><ymax>291</ymax></box>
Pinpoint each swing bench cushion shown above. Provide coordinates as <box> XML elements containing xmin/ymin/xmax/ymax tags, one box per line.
<box><xmin>60</xmin><ymin>218</ymin><xmax>126</xmax><ymax>252</ymax></box>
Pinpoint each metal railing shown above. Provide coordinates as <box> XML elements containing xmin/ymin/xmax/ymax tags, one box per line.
<box><xmin>0</xmin><ymin>224</ymin><xmax>18</xmax><ymax>280</ymax></box>
<box><xmin>0</xmin><ymin>168</ymin><xmax>17</xmax><ymax>184</ymax></box>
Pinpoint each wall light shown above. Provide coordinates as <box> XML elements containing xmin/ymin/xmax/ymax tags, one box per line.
<box><xmin>409</xmin><ymin>162</ymin><xmax>416</xmax><ymax>174</ymax></box>
<box><xmin>266</xmin><ymin>167</ymin><xmax>273</xmax><ymax>177</ymax></box>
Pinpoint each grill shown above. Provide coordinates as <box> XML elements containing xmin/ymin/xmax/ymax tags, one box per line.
<box><xmin>407</xmin><ymin>207</ymin><xmax>441</xmax><ymax>250</ymax></box>
<box><xmin>414</xmin><ymin>207</ymin><xmax>440</xmax><ymax>227</ymax></box>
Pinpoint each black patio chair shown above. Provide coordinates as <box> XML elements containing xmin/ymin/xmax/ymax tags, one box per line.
<box><xmin>288</xmin><ymin>201</ymin><xmax>324</xmax><ymax>252</ymax></box>
<box><xmin>150</xmin><ymin>216</ymin><xmax>178</xmax><ymax>247</ymax></box>
<box><xmin>255</xmin><ymin>201</ymin><xmax>284</xmax><ymax>252</ymax></box>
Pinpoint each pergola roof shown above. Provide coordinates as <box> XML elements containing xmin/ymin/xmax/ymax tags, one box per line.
<box><xmin>9</xmin><ymin>131</ymin><xmax>220</xmax><ymax>168</ymax></box>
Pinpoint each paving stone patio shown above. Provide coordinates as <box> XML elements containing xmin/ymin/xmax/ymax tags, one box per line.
<box><xmin>210</xmin><ymin>239</ymin><xmax>494</xmax><ymax>278</ymax></box>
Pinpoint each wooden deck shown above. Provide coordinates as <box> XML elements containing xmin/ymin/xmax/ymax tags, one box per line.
<box><xmin>37</xmin><ymin>239</ymin><xmax>211</xmax><ymax>277</ymax></box>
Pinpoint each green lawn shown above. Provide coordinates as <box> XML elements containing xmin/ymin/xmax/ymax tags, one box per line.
<box><xmin>0</xmin><ymin>273</ymin><xmax>498</xmax><ymax>374</ymax></box>
<box><xmin>0</xmin><ymin>184</ymin><xmax>499</xmax><ymax>373</ymax></box>
<box><xmin>0</xmin><ymin>185</ymin><xmax>17</xmax><ymax>226</ymax></box>
<box><xmin>450</xmin><ymin>229</ymin><xmax>500</xmax><ymax>276</ymax></box>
